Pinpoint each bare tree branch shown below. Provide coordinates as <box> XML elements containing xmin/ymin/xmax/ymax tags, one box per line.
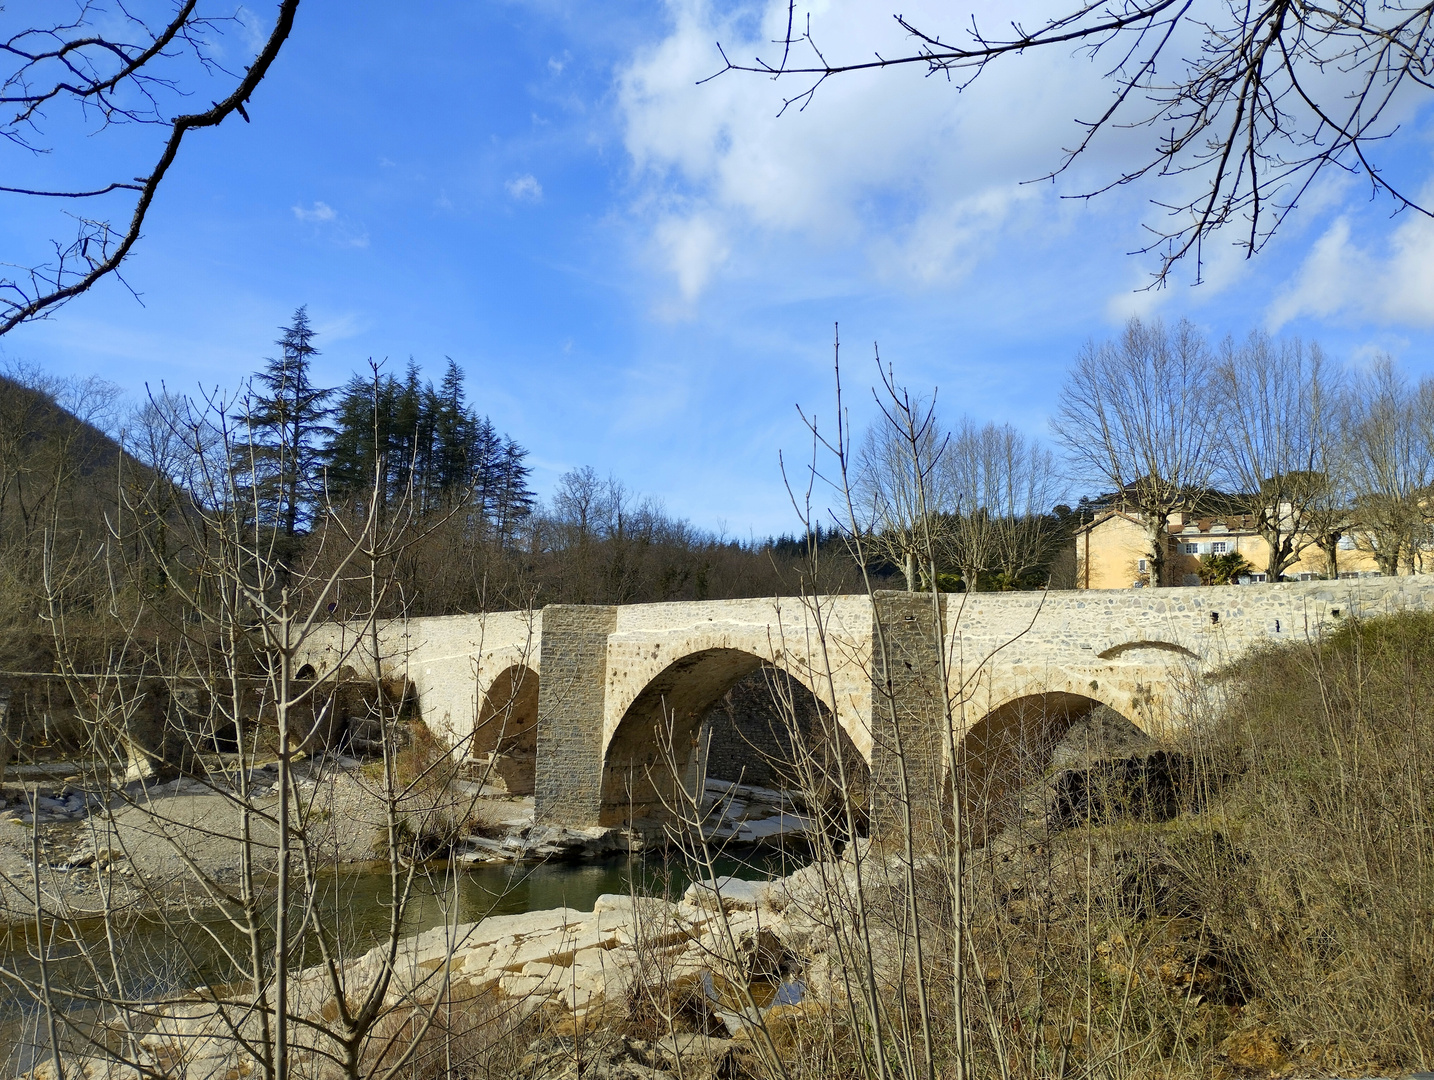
<box><xmin>711</xmin><ymin>1</ymin><xmax>1434</xmax><ymax>284</ymax></box>
<box><xmin>0</xmin><ymin>1</ymin><xmax>302</xmax><ymax>336</ymax></box>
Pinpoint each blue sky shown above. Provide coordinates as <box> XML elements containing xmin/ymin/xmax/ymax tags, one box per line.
<box><xmin>6</xmin><ymin>0</ymin><xmax>1434</xmax><ymax>538</ymax></box>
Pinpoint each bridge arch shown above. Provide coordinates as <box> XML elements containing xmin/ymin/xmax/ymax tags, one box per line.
<box><xmin>957</xmin><ymin>691</ymin><xmax>1142</xmax><ymax>844</ymax></box>
<box><xmin>473</xmin><ymin>664</ymin><xmax>539</xmax><ymax>795</ymax></box>
<box><xmin>599</xmin><ymin>647</ymin><xmax>869</xmax><ymax>830</ymax></box>
<box><xmin>1096</xmin><ymin>639</ymin><xmax>1199</xmax><ymax>661</ymax></box>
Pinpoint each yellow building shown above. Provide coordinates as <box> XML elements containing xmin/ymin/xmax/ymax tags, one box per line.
<box><xmin>1075</xmin><ymin>508</ymin><xmax>1384</xmax><ymax>589</ymax></box>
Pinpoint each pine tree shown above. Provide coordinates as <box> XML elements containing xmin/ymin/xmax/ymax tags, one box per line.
<box><xmin>491</xmin><ymin>436</ymin><xmax>534</xmax><ymax>544</ymax></box>
<box><xmin>318</xmin><ymin>354</ymin><xmax>534</xmax><ymax>540</ymax></box>
<box><xmin>325</xmin><ymin>367</ymin><xmax>403</xmax><ymax>512</ymax></box>
<box><xmin>244</xmin><ymin>306</ymin><xmax>333</xmax><ymax>538</ymax></box>
<box><xmin>432</xmin><ymin>358</ymin><xmax>472</xmax><ymax>503</ymax></box>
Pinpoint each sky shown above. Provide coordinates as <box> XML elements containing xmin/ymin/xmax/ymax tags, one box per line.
<box><xmin>4</xmin><ymin>0</ymin><xmax>1434</xmax><ymax>539</ymax></box>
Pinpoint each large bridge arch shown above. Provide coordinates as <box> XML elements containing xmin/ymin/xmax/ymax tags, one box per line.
<box><xmin>599</xmin><ymin>647</ymin><xmax>869</xmax><ymax>829</ymax></box>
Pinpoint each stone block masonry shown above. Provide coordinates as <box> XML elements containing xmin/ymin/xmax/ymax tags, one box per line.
<box><xmin>870</xmin><ymin>591</ymin><xmax>949</xmax><ymax>845</ymax></box>
<box><xmin>535</xmin><ymin>605</ymin><xmax>618</xmax><ymax>826</ymax></box>
<box><xmin>292</xmin><ymin>576</ymin><xmax>1434</xmax><ymax>839</ymax></box>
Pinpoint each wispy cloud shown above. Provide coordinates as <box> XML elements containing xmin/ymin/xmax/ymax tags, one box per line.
<box><xmin>506</xmin><ymin>174</ymin><xmax>543</xmax><ymax>202</ymax></box>
<box><xmin>1268</xmin><ymin>199</ymin><xmax>1434</xmax><ymax>330</ymax></box>
<box><xmin>291</xmin><ymin>200</ymin><xmax>368</xmax><ymax>247</ymax></box>
<box><xmin>655</xmin><ymin>212</ymin><xmax>728</xmax><ymax>302</ymax></box>
<box><xmin>292</xmin><ymin>201</ymin><xmax>336</xmax><ymax>223</ymax></box>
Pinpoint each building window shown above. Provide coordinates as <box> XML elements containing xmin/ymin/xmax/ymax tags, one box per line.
<box><xmin>1211</xmin><ymin>541</ymin><xmax>1228</xmax><ymax>554</ymax></box>
<box><xmin>1137</xmin><ymin>559</ymin><xmax>1148</xmax><ymax>572</ymax></box>
<box><xmin>1184</xmin><ymin>543</ymin><xmax>1199</xmax><ymax>554</ymax></box>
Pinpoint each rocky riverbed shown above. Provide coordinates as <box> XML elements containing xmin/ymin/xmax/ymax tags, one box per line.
<box><xmin>24</xmin><ymin>855</ymin><xmax>851</xmax><ymax>1080</ymax></box>
<box><xmin>0</xmin><ymin>756</ymin><xmax>819</xmax><ymax>925</ymax></box>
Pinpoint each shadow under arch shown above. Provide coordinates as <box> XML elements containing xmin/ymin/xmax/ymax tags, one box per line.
<box><xmin>599</xmin><ymin>648</ymin><xmax>869</xmax><ymax>833</ymax></box>
<box><xmin>957</xmin><ymin>691</ymin><xmax>1139</xmax><ymax>846</ymax></box>
<box><xmin>474</xmin><ymin>664</ymin><xmax>539</xmax><ymax>796</ymax></box>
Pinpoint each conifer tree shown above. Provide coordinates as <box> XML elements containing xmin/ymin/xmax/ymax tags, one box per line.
<box><xmin>244</xmin><ymin>306</ymin><xmax>333</xmax><ymax>539</ymax></box>
<box><xmin>320</xmin><ymin>356</ymin><xmax>533</xmax><ymax>540</ymax></box>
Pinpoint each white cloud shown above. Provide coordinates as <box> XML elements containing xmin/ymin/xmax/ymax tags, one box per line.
<box><xmin>292</xmin><ymin>201</ymin><xmax>336</xmax><ymax>223</ymax></box>
<box><xmin>506</xmin><ymin>174</ymin><xmax>544</xmax><ymax>202</ymax></box>
<box><xmin>233</xmin><ymin>6</ymin><xmax>270</xmax><ymax>57</ymax></box>
<box><xmin>290</xmin><ymin>200</ymin><xmax>368</xmax><ymax>247</ymax></box>
<box><xmin>655</xmin><ymin>213</ymin><xmax>729</xmax><ymax>301</ymax></box>
<box><xmin>1268</xmin><ymin>200</ymin><xmax>1434</xmax><ymax>330</ymax></box>
<box><xmin>615</xmin><ymin>0</ymin><xmax>1433</xmax><ymax>319</ymax></box>
<box><xmin>615</xmin><ymin>0</ymin><xmax>1162</xmax><ymax>303</ymax></box>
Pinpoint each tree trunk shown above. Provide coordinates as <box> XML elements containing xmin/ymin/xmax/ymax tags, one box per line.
<box><xmin>1142</xmin><ymin>515</ymin><xmax>1167</xmax><ymax>586</ymax></box>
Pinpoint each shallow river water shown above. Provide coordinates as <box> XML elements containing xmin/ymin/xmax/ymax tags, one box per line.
<box><xmin>0</xmin><ymin>847</ymin><xmax>806</xmax><ymax>1066</ymax></box>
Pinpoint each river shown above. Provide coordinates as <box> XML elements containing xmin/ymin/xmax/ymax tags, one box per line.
<box><xmin>0</xmin><ymin>846</ymin><xmax>806</xmax><ymax>1068</ymax></box>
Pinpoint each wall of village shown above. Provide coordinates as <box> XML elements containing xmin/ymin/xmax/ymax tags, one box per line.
<box><xmin>1081</xmin><ymin>511</ymin><xmax>1386</xmax><ymax>589</ymax></box>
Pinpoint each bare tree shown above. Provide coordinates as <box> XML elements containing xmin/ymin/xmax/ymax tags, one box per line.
<box><xmin>711</xmin><ymin>2</ymin><xmax>1434</xmax><ymax>285</ymax></box>
<box><xmin>1052</xmin><ymin>318</ymin><xmax>1222</xmax><ymax>587</ymax></box>
<box><xmin>1299</xmin><ymin>459</ymin><xmax>1355</xmax><ymax>580</ymax></box>
<box><xmin>941</xmin><ymin>419</ymin><xmax>1064</xmax><ymax>590</ymax></box>
<box><xmin>855</xmin><ymin>378</ymin><xmax>948</xmax><ymax>590</ymax></box>
<box><xmin>1217</xmin><ymin>333</ymin><xmax>1342</xmax><ymax>581</ymax></box>
<box><xmin>1344</xmin><ymin>358</ymin><xmax>1433</xmax><ymax>575</ymax></box>
<box><xmin>937</xmin><ymin>419</ymin><xmax>1002</xmax><ymax>592</ymax></box>
<box><xmin>1</xmin><ymin>1</ymin><xmax>301</xmax><ymax>335</ymax></box>
<box><xmin>3</xmin><ymin>383</ymin><xmax>508</xmax><ymax>1080</ymax></box>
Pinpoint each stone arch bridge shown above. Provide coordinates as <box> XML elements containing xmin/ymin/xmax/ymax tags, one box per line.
<box><xmin>298</xmin><ymin>576</ymin><xmax>1433</xmax><ymax>833</ymax></box>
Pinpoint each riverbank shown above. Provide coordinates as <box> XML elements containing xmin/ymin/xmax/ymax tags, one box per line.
<box><xmin>0</xmin><ymin>760</ymin><xmax>398</xmax><ymax>922</ymax></box>
<box><xmin>24</xmin><ymin>851</ymin><xmax>844</xmax><ymax>1080</ymax></box>
<box><xmin>0</xmin><ymin>758</ymin><xmax>817</xmax><ymax>925</ymax></box>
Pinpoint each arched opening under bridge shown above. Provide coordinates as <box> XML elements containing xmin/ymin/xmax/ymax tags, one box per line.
<box><xmin>473</xmin><ymin>664</ymin><xmax>539</xmax><ymax>795</ymax></box>
<box><xmin>957</xmin><ymin>692</ymin><xmax>1151</xmax><ymax>846</ymax></box>
<box><xmin>600</xmin><ymin>648</ymin><xmax>869</xmax><ymax>838</ymax></box>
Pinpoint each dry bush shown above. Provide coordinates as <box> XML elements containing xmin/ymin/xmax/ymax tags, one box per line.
<box><xmin>1178</xmin><ymin>611</ymin><xmax>1434</xmax><ymax>1074</ymax></box>
<box><xmin>942</xmin><ymin>612</ymin><xmax>1434</xmax><ymax>1079</ymax></box>
<box><xmin>363</xmin><ymin>992</ymin><xmax>542</xmax><ymax>1080</ymax></box>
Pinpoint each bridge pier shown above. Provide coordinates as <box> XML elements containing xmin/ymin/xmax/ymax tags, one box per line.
<box><xmin>534</xmin><ymin>605</ymin><xmax>617</xmax><ymax>826</ymax></box>
<box><xmin>870</xmin><ymin>591</ymin><xmax>949</xmax><ymax>847</ymax></box>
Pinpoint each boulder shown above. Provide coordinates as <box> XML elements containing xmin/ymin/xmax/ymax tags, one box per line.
<box><xmin>683</xmin><ymin>875</ymin><xmax>775</xmax><ymax>912</ymax></box>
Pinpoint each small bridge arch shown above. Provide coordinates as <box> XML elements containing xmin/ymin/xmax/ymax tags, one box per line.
<box><xmin>958</xmin><ymin>690</ymin><xmax>1143</xmax><ymax>844</ymax></box>
<box><xmin>473</xmin><ymin>663</ymin><xmax>539</xmax><ymax>795</ymax></box>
